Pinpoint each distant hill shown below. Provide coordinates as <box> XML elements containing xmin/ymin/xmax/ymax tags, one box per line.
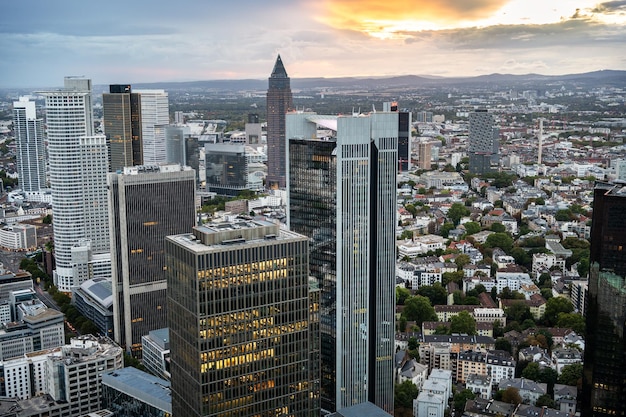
<box><xmin>98</xmin><ymin>70</ymin><xmax>626</xmax><ymax>93</ymax></box>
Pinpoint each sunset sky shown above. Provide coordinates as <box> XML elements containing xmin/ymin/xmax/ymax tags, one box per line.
<box><xmin>3</xmin><ymin>0</ymin><xmax>626</xmax><ymax>87</ymax></box>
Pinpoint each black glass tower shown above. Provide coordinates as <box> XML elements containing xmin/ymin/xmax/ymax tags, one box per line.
<box><xmin>103</xmin><ymin>84</ymin><xmax>143</xmax><ymax>171</ymax></box>
<box><xmin>266</xmin><ymin>55</ymin><xmax>293</xmax><ymax>189</ymax></box>
<box><xmin>582</xmin><ymin>182</ymin><xmax>626</xmax><ymax>416</ymax></box>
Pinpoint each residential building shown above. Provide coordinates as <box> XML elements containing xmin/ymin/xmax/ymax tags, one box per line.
<box><xmin>266</xmin><ymin>55</ymin><xmax>293</xmax><ymax>189</ymax></box>
<box><xmin>0</xmin><ymin>347</ymin><xmax>62</xmax><ymax>399</ymax></box>
<box><xmin>287</xmin><ymin>111</ymin><xmax>397</xmax><ymax>412</ymax></box>
<box><xmin>109</xmin><ymin>164</ymin><xmax>195</xmax><ymax>358</ymax></box>
<box><xmin>41</xmin><ymin>77</ymin><xmax>110</xmax><ymax>291</ymax></box>
<box><xmin>136</xmin><ymin>89</ymin><xmax>169</xmax><ymax>165</ymax></box>
<box><xmin>552</xmin><ymin>347</ymin><xmax>583</xmax><ymax>374</ymax></box>
<box><xmin>414</xmin><ymin>391</ymin><xmax>445</xmax><ymax>417</ymax></box>
<box><xmin>165</xmin><ymin>219</ymin><xmax>318</xmax><ymax>417</ymax></box>
<box><xmin>486</xmin><ymin>350</ymin><xmax>515</xmax><ymax>386</ymax></box>
<box><xmin>468</xmin><ymin>110</ymin><xmax>499</xmax><ymax>174</ymax></box>
<box><xmin>554</xmin><ymin>384</ymin><xmax>577</xmax><ymax>414</ymax></box>
<box><xmin>465</xmin><ymin>374</ymin><xmax>492</xmax><ymax>399</ymax></box>
<box><xmin>141</xmin><ymin>328</ymin><xmax>170</xmax><ymax>380</ymax></box>
<box><xmin>582</xmin><ymin>182</ymin><xmax>626</xmax><ymax>416</ymax></box>
<box><xmin>47</xmin><ymin>335</ymin><xmax>123</xmax><ymax>416</ymax></box>
<box><xmin>457</xmin><ymin>351</ymin><xmax>487</xmax><ymax>384</ymax></box>
<box><xmin>102</xmin><ymin>84</ymin><xmax>143</xmax><ymax>171</ymax></box>
<box><xmin>498</xmin><ymin>378</ymin><xmax>547</xmax><ymax>405</ymax></box>
<box><xmin>13</xmin><ymin>97</ymin><xmax>45</xmax><ymax>195</ymax></box>
<box><xmin>101</xmin><ymin>367</ymin><xmax>171</xmax><ymax>417</ymax></box>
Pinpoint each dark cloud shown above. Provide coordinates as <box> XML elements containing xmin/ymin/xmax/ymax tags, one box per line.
<box><xmin>592</xmin><ymin>1</ymin><xmax>626</xmax><ymax>13</ymax></box>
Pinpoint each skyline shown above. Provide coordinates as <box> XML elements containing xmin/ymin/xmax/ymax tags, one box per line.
<box><xmin>3</xmin><ymin>0</ymin><xmax>626</xmax><ymax>88</ymax></box>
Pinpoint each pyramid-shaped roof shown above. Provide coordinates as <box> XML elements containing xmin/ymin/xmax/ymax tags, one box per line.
<box><xmin>270</xmin><ymin>55</ymin><xmax>289</xmax><ymax>78</ymax></box>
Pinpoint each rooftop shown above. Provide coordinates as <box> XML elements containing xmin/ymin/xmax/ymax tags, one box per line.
<box><xmin>102</xmin><ymin>367</ymin><xmax>171</xmax><ymax>413</ymax></box>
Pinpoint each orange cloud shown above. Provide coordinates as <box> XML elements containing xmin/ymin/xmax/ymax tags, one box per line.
<box><xmin>321</xmin><ymin>0</ymin><xmax>510</xmax><ymax>36</ymax></box>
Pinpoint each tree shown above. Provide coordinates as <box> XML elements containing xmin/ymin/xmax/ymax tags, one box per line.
<box><xmin>495</xmin><ymin>337</ymin><xmax>512</xmax><ymax>354</ymax></box>
<box><xmin>448</xmin><ymin>202</ymin><xmax>470</xmax><ymax>226</ymax></box>
<box><xmin>505</xmin><ymin>302</ymin><xmax>532</xmax><ymax>322</ymax></box>
<box><xmin>453</xmin><ymin>389</ymin><xmax>476</xmax><ymax>411</ymax></box>
<box><xmin>558</xmin><ymin>363</ymin><xmax>583</xmax><ymax>386</ymax></box>
<box><xmin>544</xmin><ymin>297</ymin><xmax>574</xmax><ymax>326</ymax></box>
<box><xmin>484</xmin><ymin>233</ymin><xmax>514</xmax><ymax>253</ymax></box>
<box><xmin>557</xmin><ymin>312</ymin><xmax>586</xmax><ymax>335</ymax></box>
<box><xmin>398</xmin><ymin>316</ymin><xmax>407</xmax><ymax>332</ymax></box>
<box><xmin>490</xmin><ymin>222</ymin><xmax>506</xmax><ymax>233</ymax></box>
<box><xmin>555</xmin><ymin>209</ymin><xmax>573</xmax><ymax>221</ymax></box>
<box><xmin>442</xmin><ymin>271</ymin><xmax>464</xmax><ymax>285</ymax></box>
<box><xmin>42</xmin><ymin>214</ymin><xmax>52</xmax><ymax>224</ymax></box>
<box><xmin>539</xmin><ymin>367</ymin><xmax>558</xmax><ymax>392</ymax></box>
<box><xmin>395</xmin><ymin>380</ymin><xmax>419</xmax><ymax>410</ymax></box>
<box><xmin>501</xmin><ymin>387</ymin><xmax>522</xmax><ymax>405</ymax></box>
<box><xmin>455</xmin><ymin>254</ymin><xmax>471</xmax><ymax>269</ymax></box>
<box><xmin>450</xmin><ymin>311</ymin><xmax>476</xmax><ymax>335</ymax></box>
<box><xmin>403</xmin><ymin>295</ymin><xmax>437</xmax><ymax>326</ymax></box>
<box><xmin>440</xmin><ymin>222</ymin><xmax>455</xmax><ymax>238</ymax></box>
<box><xmin>417</xmin><ymin>283</ymin><xmax>447</xmax><ymax>306</ymax></box>
<box><xmin>464</xmin><ymin>221</ymin><xmax>481</xmax><ymax>235</ymax></box>
<box><xmin>396</xmin><ymin>287</ymin><xmax>411</xmax><ymax>305</ymax></box>
<box><xmin>535</xmin><ymin>394</ymin><xmax>556</xmax><ymax>408</ymax></box>
<box><xmin>399</xmin><ymin>230</ymin><xmax>414</xmax><ymax>240</ymax></box>
<box><xmin>521</xmin><ymin>362</ymin><xmax>541</xmax><ymax>381</ymax></box>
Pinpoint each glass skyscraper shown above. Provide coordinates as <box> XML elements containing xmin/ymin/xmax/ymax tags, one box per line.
<box><xmin>109</xmin><ymin>164</ymin><xmax>196</xmax><ymax>358</ymax></box>
<box><xmin>166</xmin><ymin>219</ymin><xmax>319</xmax><ymax>417</ymax></box>
<box><xmin>582</xmin><ymin>182</ymin><xmax>626</xmax><ymax>416</ymax></box>
<box><xmin>266</xmin><ymin>55</ymin><xmax>293</xmax><ymax>189</ymax></box>
<box><xmin>102</xmin><ymin>84</ymin><xmax>143</xmax><ymax>171</ymax></box>
<box><xmin>468</xmin><ymin>109</ymin><xmax>499</xmax><ymax>174</ymax></box>
<box><xmin>287</xmin><ymin>112</ymin><xmax>397</xmax><ymax>413</ymax></box>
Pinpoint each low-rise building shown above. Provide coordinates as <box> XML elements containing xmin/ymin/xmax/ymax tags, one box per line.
<box><xmin>498</xmin><ymin>378</ymin><xmax>547</xmax><ymax>405</ymax></box>
<box><xmin>486</xmin><ymin>350</ymin><xmax>515</xmax><ymax>386</ymax></box>
<box><xmin>552</xmin><ymin>347</ymin><xmax>583</xmax><ymax>374</ymax></box>
<box><xmin>465</xmin><ymin>373</ymin><xmax>492</xmax><ymax>399</ymax></box>
<box><xmin>414</xmin><ymin>391</ymin><xmax>445</xmax><ymax>417</ymax></box>
<box><xmin>141</xmin><ymin>328</ymin><xmax>170</xmax><ymax>380</ymax></box>
<box><xmin>101</xmin><ymin>367</ymin><xmax>172</xmax><ymax>417</ymax></box>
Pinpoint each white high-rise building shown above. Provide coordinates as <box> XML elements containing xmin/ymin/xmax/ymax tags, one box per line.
<box><xmin>13</xmin><ymin>97</ymin><xmax>45</xmax><ymax>195</ymax></box>
<box><xmin>136</xmin><ymin>89</ymin><xmax>169</xmax><ymax>165</ymax></box>
<box><xmin>41</xmin><ymin>77</ymin><xmax>110</xmax><ymax>291</ymax></box>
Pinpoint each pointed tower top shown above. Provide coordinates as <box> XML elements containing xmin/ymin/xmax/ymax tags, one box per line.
<box><xmin>270</xmin><ymin>55</ymin><xmax>289</xmax><ymax>78</ymax></box>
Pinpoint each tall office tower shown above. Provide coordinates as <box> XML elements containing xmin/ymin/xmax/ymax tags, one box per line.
<box><xmin>418</xmin><ymin>142</ymin><xmax>433</xmax><ymax>170</ymax></box>
<box><xmin>136</xmin><ymin>89</ymin><xmax>169</xmax><ymax>165</ymax></box>
<box><xmin>582</xmin><ymin>182</ymin><xmax>626</xmax><ymax>416</ymax></box>
<box><xmin>205</xmin><ymin>143</ymin><xmax>264</xmax><ymax>196</ymax></box>
<box><xmin>109</xmin><ymin>164</ymin><xmax>196</xmax><ymax>358</ymax></box>
<box><xmin>287</xmin><ymin>111</ymin><xmax>397</xmax><ymax>413</ymax></box>
<box><xmin>383</xmin><ymin>102</ymin><xmax>412</xmax><ymax>172</ymax></box>
<box><xmin>164</xmin><ymin>125</ymin><xmax>186</xmax><ymax>165</ymax></box>
<box><xmin>41</xmin><ymin>77</ymin><xmax>110</xmax><ymax>291</ymax></box>
<box><xmin>13</xmin><ymin>97</ymin><xmax>45</xmax><ymax>194</ymax></box>
<box><xmin>468</xmin><ymin>110</ymin><xmax>499</xmax><ymax>174</ymax></box>
<box><xmin>245</xmin><ymin>113</ymin><xmax>262</xmax><ymax>145</ymax></box>
<box><xmin>165</xmin><ymin>219</ymin><xmax>319</xmax><ymax>417</ymax></box>
<box><xmin>102</xmin><ymin>84</ymin><xmax>143</xmax><ymax>171</ymax></box>
<box><xmin>266</xmin><ymin>55</ymin><xmax>293</xmax><ymax>189</ymax></box>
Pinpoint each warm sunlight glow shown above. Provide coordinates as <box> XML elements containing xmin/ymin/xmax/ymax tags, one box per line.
<box><xmin>320</xmin><ymin>0</ymin><xmax>625</xmax><ymax>39</ymax></box>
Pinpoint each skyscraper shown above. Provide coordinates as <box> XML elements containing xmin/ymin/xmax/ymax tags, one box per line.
<box><xmin>383</xmin><ymin>102</ymin><xmax>412</xmax><ymax>172</ymax></box>
<box><xmin>266</xmin><ymin>55</ymin><xmax>293</xmax><ymax>189</ymax></box>
<box><xmin>468</xmin><ymin>110</ymin><xmax>499</xmax><ymax>174</ymax></box>
<box><xmin>418</xmin><ymin>141</ymin><xmax>433</xmax><ymax>170</ymax></box>
<box><xmin>102</xmin><ymin>84</ymin><xmax>143</xmax><ymax>171</ymax></box>
<box><xmin>287</xmin><ymin>111</ymin><xmax>397</xmax><ymax>413</ymax></box>
<box><xmin>109</xmin><ymin>164</ymin><xmax>196</xmax><ymax>358</ymax></box>
<box><xmin>41</xmin><ymin>77</ymin><xmax>110</xmax><ymax>291</ymax></box>
<box><xmin>13</xmin><ymin>97</ymin><xmax>45</xmax><ymax>194</ymax></box>
<box><xmin>165</xmin><ymin>219</ymin><xmax>319</xmax><ymax>417</ymax></box>
<box><xmin>135</xmin><ymin>89</ymin><xmax>169</xmax><ymax>165</ymax></box>
<box><xmin>582</xmin><ymin>182</ymin><xmax>626</xmax><ymax>416</ymax></box>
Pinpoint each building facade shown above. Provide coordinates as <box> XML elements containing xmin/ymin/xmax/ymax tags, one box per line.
<box><xmin>205</xmin><ymin>143</ymin><xmax>264</xmax><ymax>196</ymax></box>
<box><xmin>136</xmin><ymin>89</ymin><xmax>169</xmax><ymax>165</ymax></box>
<box><xmin>582</xmin><ymin>182</ymin><xmax>626</xmax><ymax>416</ymax></box>
<box><xmin>287</xmin><ymin>112</ymin><xmax>397</xmax><ymax>413</ymax></box>
<box><xmin>165</xmin><ymin>219</ymin><xmax>318</xmax><ymax>417</ymax></box>
<box><xmin>109</xmin><ymin>164</ymin><xmax>196</xmax><ymax>357</ymax></box>
<box><xmin>266</xmin><ymin>55</ymin><xmax>293</xmax><ymax>189</ymax></box>
<box><xmin>13</xmin><ymin>97</ymin><xmax>45</xmax><ymax>194</ymax></box>
<box><xmin>102</xmin><ymin>84</ymin><xmax>143</xmax><ymax>171</ymax></box>
<box><xmin>468</xmin><ymin>110</ymin><xmax>499</xmax><ymax>174</ymax></box>
<box><xmin>41</xmin><ymin>77</ymin><xmax>110</xmax><ymax>291</ymax></box>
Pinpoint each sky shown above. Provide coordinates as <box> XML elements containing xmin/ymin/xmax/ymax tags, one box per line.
<box><xmin>2</xmin><ymin>0</ymin><xmax>626</xmax><ymax>88</ymax></box>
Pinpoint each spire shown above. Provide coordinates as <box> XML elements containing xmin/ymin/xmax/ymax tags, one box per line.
<box><xmin>270</xmin><ymin>55</ymin><xmax>288</xmax><ymax>78</ymax></box>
